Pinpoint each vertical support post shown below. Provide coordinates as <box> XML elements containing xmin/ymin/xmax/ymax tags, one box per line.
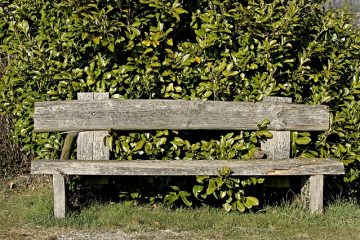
<box><xmin>301</xmin><ymin>175</ymin><xmax>324</xmax><ymax>214</ymax></box>
<box><xmin>53</xmin><ymin>131</ymin><xmax>78</xmax><ymax>218</ymax></box>
<box><xmin>261</xmin><ymin>96</ymin><xmax>291</xmax><ymax>159</ymax></box>
<box><xmin>53</xmin><ymin>174</ymin><xmax>66</xmax><ymax>218</ymax></box>
<box><xmin>77</xmin><ymin>92</ymin><xmax>110</xmax><ymax>161</ymax></box>
<box><xmin>261</xmin><ymin>97</ymin><xmax>291</xmax><ymax>188</ymax></box>
<box><xmin>53</xmin><ymin>92</ymin><xmax>110</xmax><ymax>218</ymax></box>
<box><xmin>262</xmin><ymin>97</ymin><xmax>324</xmax><ymax>213</ymax></box>
<box><xmin>77</xmin><ymin>92</ymin><xmax>110</xmax><ymax>184</ymax></box>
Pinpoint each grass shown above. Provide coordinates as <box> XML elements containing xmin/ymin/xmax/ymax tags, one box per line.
<box><xmin>1</xmin><ymin>183</ymin><xmax>360</xmax><ymax>240</ymax></box>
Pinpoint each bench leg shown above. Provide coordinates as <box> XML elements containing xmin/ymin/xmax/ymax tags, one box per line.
<box><xmin>301</xmin><ymin>175</ymin><xmax>324</xmax><ymax>214</ymax></box>
<box><xmin>53</xmin><ymin>174</ymin><xmax>66</xmax><ymax>218</ymax></box>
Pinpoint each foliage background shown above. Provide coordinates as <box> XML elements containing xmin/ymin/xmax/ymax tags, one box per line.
<box><xmin>0</xmin><ymin>0</ymin><xmax>359</xmax><ymax>199</ymax></box>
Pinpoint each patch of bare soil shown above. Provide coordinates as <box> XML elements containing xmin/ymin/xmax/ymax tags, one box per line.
<box><xmin>2</xmin><ymin>226</ymin><xmax>195</xmax><ymax>240</ymax></box>
<box><xmin>56</xmin><ymin>229</ymin><xmax>194</xmax><ymax>240</ymax></box>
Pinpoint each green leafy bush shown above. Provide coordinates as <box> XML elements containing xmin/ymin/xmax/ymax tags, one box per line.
<box><xmin>0</xmin><ymin>0</ymin><xmax>359</xmax><ymax>200</ymax></box>
<box><xmin>191</xmin><ymin>167</ymin><xmax>263</xmax><ymax>212</ymax></box>
<box><xmin>118</xmin><ymin>167</ymin><xmax>263</xmax><ymax>213</ymax></box>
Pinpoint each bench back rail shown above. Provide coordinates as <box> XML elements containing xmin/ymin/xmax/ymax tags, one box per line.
<box><xmin>34</xmin><ymin>97</ymin><xmax>329</xmax><ymax>132</ymax></box>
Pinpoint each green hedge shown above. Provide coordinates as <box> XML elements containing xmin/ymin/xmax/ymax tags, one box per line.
<box><xmin>0</xmin><ymin>0</ymin><xmax>359</xmax><ymax>198</ymax></box>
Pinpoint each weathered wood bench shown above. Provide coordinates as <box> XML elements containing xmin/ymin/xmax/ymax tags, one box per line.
<box><xmin>31</xmin><ymin>92</ymin><xmax>344</xmax><ymax>218</ymax></box>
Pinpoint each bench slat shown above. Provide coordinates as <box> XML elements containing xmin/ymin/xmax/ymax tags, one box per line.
<box><xmin>34</xmin><ymin>99</ymin><xmax>329</xmax><ymax>132</ymax></box>
<box><xmin>31</xmin><ymin>158</ymin><xmax>344</xmax><ymax>176</ymax></box>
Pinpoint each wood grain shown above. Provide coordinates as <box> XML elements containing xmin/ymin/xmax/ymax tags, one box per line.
<box><xmin>261</xmin><ymin>97</ymin><xmax>291</xmax><ymax>188</ymax></box>
<box><xmin>53</xmin><ymin>174</ymin><xmax>66</xmax><ymax>218</ymax></box>
<box><xmin>301</xmin><ymin>175</ymin><xmax>324</xmax><ymax>214</ymax></box>
<box><xmin>34</xmin><ymin>99</ymin><xmax>330</xmax><ymax>132</ymax></box>
<box><xmin>77</xmin><ymin>93</ymin><xmax>109</xmax><ymax>161</ymax></box>
<box><xmin>261</xmin><ymin>97</ymin><xmax>291</xmax><ymax>159</ymax></box>
<box><xmin>309</xmin><ymin>175</ymin><xmax>324</xmax><ymax>213</ymax></box>
<box><xmin>31</xmin><ymin>93</ymin><xmax>341</xmax><ymax>217</ymax></box>
<box><xmin>77</xmin><ymin>93</ymin><xmax>110</xmax><ymax>186</ymax></box>
<box><xmin>56</xmin><ymin>131</ymin><xmax>77</xmax><ymax>219</ymax></box>
<box><xmin>31</xmin><ymin>158</ymin><xmax>344</xmax><ymax>176</ymax></box>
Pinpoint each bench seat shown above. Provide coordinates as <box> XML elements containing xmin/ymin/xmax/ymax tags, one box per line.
<box><xmin>32</xmin><ymin>158</ymin><xmax>344</xmax><ymax>176</ymax></box>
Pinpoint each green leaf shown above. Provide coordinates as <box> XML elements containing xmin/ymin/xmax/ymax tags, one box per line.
<box><xmin>196</xmin><ymin>175</ymin><xmax>209</xmax><ymax>184</ymax></box>
<box><xmin>300</xmin><ymin>152</ymin><xmax>316</xmax><ymax>158</ymax></box>
<box><xmin>225</xmin><ymin>133</ymin><xmax>234</xmax><ymax>139</ymax></box>
<box><xmin>192</xmin><ymin>185</ymin><xmax>204</xmax><ymax>198</ymax></box>
<box><xmin>223</xmin><ymin>203</ymin><xmax>232</xmax><ymax>212</ymax></box>
<box><xmin>203</xmin><ymin>90</ymin><xmax>212</xmax><ymax>98</ymax></box>
<box><xmin>173</xmin><ymin>137</ymin><xmax>184</xmax><ymax>146</ymax></box>
<box><xmin>236</xmin><ymin>201</ymin><xmax>245</xmax><ymax>212</ymax></box>
<box><xmin>166</xmin><ymin>38</ymin><xmax>173</xmax><ymax>46</ymax></box>
<box><xmin>245</xmin><ymin>196</ymin><xmax>259</xmax><ymax>206</ymax></box>
<box><xmin>130</xmin><ymin>192</ymin><xmax>140</xmax><ymax>199</ymax></box>
<box><xmin>104</xmin><ymin>72</ymin><xmax>112</xmax><ymax>79</ymax></box>
<box><xmin>244</xmin><ymin>200</ymin><xmax>252</xmax><ymax>209</ymax></box>
<box><xmin>156</xmin><ymin>137</ymin><xmax>167</xmax><ymax>146</ymax></box>
<box><xmin>206</xmin><ymin>179</ymin><xmax>216</xmax><ymax>195</ymax></box>
<box><xmin>170</xmin><ymin>185</ymin><xmax>179</xmax><ymax>191</ymax></box>
<box><xmin>93</xmin><ymin>37</ymin><xmax>101</xmax><ymax>45</ymax></box>
<box><xmin>219</xmin><ymin>191</ymin><xmax>226</xmax><ymax>199</ymax></box>
<box><xmin>81</xmin><ymin>32</ymin><xmax>89</xmax><ymax>40</ymax></box>
<box><xmin>108</xmin><ymin>43</ymin><xmax>115</xmax><ymax>52</ymax></box>
<box><xmin>164</xmin><ymin>194</ymin><xmax>179</xmax><ymax>204</ymax></box>
<box><xmin>257</xmin><ymin>130</ymin><xmax>273</xmax><ymax>138</ymax></box>
<box><xmin>295</xmin><ymin>137</ymin><xmax>311</xmax><ymax>145</ymax></box>
<box><xmin>258</xmin><ymin>118</ymin><xmax>270</xmax><ymax>129</ymax></box>
<box><xmin>179</xmin><ymin>191</ymin><xmax>192</xmax><ymax>206</ymax></box>
<box><xmin>257</xmin><ymin>178</ymin><xmax>265</xmax><ymax>184</ymax></box>
<box><xmin>132</xmin><ymin>140</ymin><xmax>145</xmax><ymax>151</ymax></box>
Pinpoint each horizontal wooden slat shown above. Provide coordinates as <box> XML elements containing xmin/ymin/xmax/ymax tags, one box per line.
<box><xmin>34</xmin><ymin>99</ymin><xmax>329</xmax><ymax>132</ymax></box>
<box><xmin>31</xmin><ymin>158</ymin><xmax>344</xmax><ymax>176</ymax></box>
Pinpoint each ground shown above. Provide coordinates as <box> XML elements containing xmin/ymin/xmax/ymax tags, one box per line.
<box><xmin>1</xmin><ymin>175</ymin><xmax>360</xmax><ymax>240</ymax></box>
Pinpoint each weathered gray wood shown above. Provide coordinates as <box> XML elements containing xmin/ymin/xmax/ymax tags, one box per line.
<box><xmin>77</xmin><ymin>93</ymin><xmax>110</xmax><ymax>160</ymax></box>
<box><xmin>53</xmin><ymin>173</ymin><xmax>66</xmax><ymax>218</ymax></box>
<box><xmin>31</xmin><ymin>92</ymin><xmax>343</xmax><ymax>216</ymax></box>
<box><xmin>92</xmin><ymin>131</ymin><xmax>110</xmax><ymax>160</ymax></box>
<box><xmin>77</xmin><ymin>93</ymin><xmax>95</xmax><ymax>160</ymax></box>
<box><xmin>261</xmin><ymin>97</ymin><xmax>291</xmax><ymax>187</ymax></box>
<box><xmin>309</xmin><ymin>175</ymin><xmax>324</xmax><ymax>213</ymax></box>
<box><xmin>77</xmin><ymin>131</ymin><xmax>94</xmax><ymax>159</ymax></box>
<box><xmin>54</xmin><ymin>131</ymin><xmax>77</xmax><ymax>219</ymax></box>
<box><xmin>77</xmin><ymin>93</ymin><xmax>110</xmax><ymax>186</ymax></box>
<box><xmin>93</xmin><ymin>92</ymin><xmax>110</xmax><ymax>160</ymax></box>
<box><xmin>301</xmin><ymin>175</ymin><xmax>324</xmax><ymax>214</ymax></box>
<box><xmin>31</xmin><ymin>158</ymin><xmax>344</xmax><ymax>176</ymax></box>
<box><xmin>34</xmin><ymin>99</ymin><xmax>330</xmax><ymax>132</ymax></box>
<box><xmin>261</xmin><ymin>97</ymin><xmax>291</xmax><ymax>159</ymax></box>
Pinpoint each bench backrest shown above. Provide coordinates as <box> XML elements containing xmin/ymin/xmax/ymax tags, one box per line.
<box><xmin>33</xmin><ymin>92</ymin><xmax>330</xmax><ymax>160</ymax></box>
<box><xmin>34</xmin><ymin>96</ymin><xmax>329</xmax><ymax>133</ymax></box>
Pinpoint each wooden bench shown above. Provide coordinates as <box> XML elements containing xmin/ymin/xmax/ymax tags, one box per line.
<box><xmin>31</xmin><ymin>92</ymin><xmax>344</xmax><ymax>218</ymax></box>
